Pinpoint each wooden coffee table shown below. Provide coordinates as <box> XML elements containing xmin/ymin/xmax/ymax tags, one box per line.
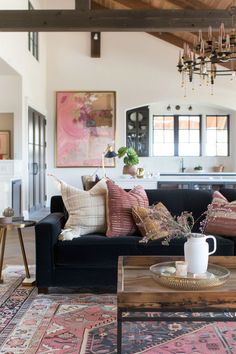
<box><xmin>117</xmin><ymin>255</ymin><xmax>236</xmax><ymax>354</ymax></box>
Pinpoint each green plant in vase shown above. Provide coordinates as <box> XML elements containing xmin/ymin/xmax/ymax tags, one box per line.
<box><xmin>118</xmin><ymin>146</ymin><xmax>139</xmax><ymax>176</ymax></box>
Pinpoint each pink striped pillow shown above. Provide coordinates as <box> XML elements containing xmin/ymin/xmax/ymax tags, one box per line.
<box><xmin>106</xmin><ymin>180</ymin><xmax>149</xmax><ymax>237</ymax></box>
<box><xmin>205</xmin><ymin>191</ymin><xmax>236</xmax><ymax>237</ymax></box>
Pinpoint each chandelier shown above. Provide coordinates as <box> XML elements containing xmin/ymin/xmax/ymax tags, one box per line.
<box><xmin>177</xmin><ymin>10</ymin><xmax>236</xmax><ymax>94</ymax></box>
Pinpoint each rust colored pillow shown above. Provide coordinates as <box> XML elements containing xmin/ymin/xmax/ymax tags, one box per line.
<box><xmin>205</xmin><ymin>191</ymin><xmax>236</xmax><ymax>237</ymax></box>
<box><xmin>106</xmin><ymin>179</ymin><xmax>148</xmax><ymax>237</ymax></box>
<box><xmin>132</xmin><ymin>202</ymin><xmax>174</xmax><ymax>241</ymax></box>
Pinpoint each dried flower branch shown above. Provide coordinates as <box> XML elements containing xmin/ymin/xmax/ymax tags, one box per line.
<box><xmin>138</xmin><ymin>200</ymin><xmax>232</xmax><ymax>246</ymax></box>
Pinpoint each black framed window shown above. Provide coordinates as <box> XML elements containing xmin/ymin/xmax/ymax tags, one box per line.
<box><xmin>178</xmin><ymin>116</ymin><xmax>201</xmax><ymax>156</ymax></box>
<box><xmin>153</xmin><ymin>115</ymin><xmax>201</xmax><ymax>156</ymax></box>
<box><xmin>153</xmin><ymin>116</ymin><xmax>174</xmax><ymax>156</ymax></box>
<box><xmin>206</xmin><ymin>115</ymin><xmax>229</xmax><ymax>156</ymax></box>
<box><xmin>28</xmin><ymin>1</ymin><xmax>39</xmax><ymax>61</ymax></box>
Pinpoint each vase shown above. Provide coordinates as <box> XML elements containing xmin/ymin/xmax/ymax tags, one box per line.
<box><xmin>184</xmin><ymin>233</ymin><xmax>217</xmax><ymax>274</ymax></box>
<box><xmin>123</xmin><ymin>165</ymin><xmax>137</xmax><ymax>177</ymax></box>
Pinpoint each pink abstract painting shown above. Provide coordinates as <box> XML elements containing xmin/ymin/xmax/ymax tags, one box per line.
<box><xmin>56</xmin><ymin>91</ymin><xmax>116</xmax><ymax>167</ymax></box>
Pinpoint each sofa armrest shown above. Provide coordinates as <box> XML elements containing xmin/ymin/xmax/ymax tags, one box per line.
<box><xmin>35</xmin><ymin>212</ymin><xmax>66</xmax><ymax>287</ymax></box>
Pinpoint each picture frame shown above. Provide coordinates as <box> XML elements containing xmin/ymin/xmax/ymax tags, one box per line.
<box><xmin>0</xmin><ymin>131</ymin><xmax>10</xmax><ymax>159</ymax></box>
<box><xmin>56</xmin><ymin>91</ymin><xmax>116</xmax><ymax>167</ymax></box>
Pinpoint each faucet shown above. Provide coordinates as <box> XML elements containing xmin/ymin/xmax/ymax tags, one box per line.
<box><xmin>180</xmin><ymin>158</ymin><xmax>186</xmax><ymax>173</ymax></box>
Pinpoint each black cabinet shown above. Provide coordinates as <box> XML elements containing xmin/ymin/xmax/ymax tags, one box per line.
<box><xmin>126</xmin><ymin>106</ymin><xmax>149</xmax><ymax>157</ymax></box>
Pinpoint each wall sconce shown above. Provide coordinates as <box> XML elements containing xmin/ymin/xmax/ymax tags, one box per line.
<box><xmin>175</xmin><ymin>105</ymin><xmax>180</xmax><ymax>110</ymax></box>
<box><xmin>93</xmin><ymin>32</ymin><xmax>99</xmax><ymax>40</ymax></box>
<box><xmin>91</xmin><ymin>32</ymin><xmax>101</xmax><ymax>58</ymax></box>
<box><xmin>167</xmin><ymin>105</ymin><xmax>171</xmax><ymax>111</ymax></box>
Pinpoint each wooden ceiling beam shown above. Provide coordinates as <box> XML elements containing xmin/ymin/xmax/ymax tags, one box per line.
<box><xmin>75</xmin><ymin>0</ymin><xmax>91</xmax><ymax>11</ymax></box>
<box><xmin>100</xmin><ymin>0</ymin><xmax>152</xmax><ymax>9</ymax></box>
<box><xmin>0</xmin><ymin>9</ymin><xmax>235</xmax><ymax>32</ymax></box>
<box><xmin>167</xmin><ymin>0</ymin><xmax>210</xmax><ymax>10</ymax></box>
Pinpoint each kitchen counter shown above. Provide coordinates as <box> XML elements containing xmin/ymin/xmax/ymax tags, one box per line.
<box><xmin>113</xmin><ymin>173</ymin><xmax>236</xmax><ymax>190</ymax></box>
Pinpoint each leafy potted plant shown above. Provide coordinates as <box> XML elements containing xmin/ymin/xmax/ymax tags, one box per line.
<box><xmin>118</xmin><ymin>146</ymin><xmax>139</xmax><ymax>176</ymax></box>
<box><xmin>194</xmin><ymin>165</ymin><xmax>203</xmax><ymax>172</ymax></box>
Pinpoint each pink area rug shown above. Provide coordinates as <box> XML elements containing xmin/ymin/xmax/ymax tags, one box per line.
<box><xmin>0</xmin><ymin>267</ymin><xmax>236</xmax><ymax>353</ymax></box>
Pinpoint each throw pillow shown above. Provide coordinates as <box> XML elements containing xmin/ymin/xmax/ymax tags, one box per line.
<box><xmin>106</xmin><ymin>179</ymin><xmax>148</xmax><ymax>237</ymax></box>
<box><xmin>132</xmin><ymin>202</ymin><xmax>174</xmax><ymax>242</ymax></box>
<box><xmin>204</xmin><ymin>190</ymin><xmax>236</xmax><ymax>237</ymax></box>
<box><xmin>59</xmin><ymin>178</ymin><xmax>108</xmax><ymax>235</ymax></box>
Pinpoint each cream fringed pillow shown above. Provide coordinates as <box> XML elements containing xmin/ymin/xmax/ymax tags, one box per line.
<box><xmin>59</xmin><ymin>178</ymin><xmax>108</xmax><ymax>235</ymax></box>
<box><xmin>132</xmin><ymin>202</ymin><xmax>174</xmax><ymax>242</ymax></box>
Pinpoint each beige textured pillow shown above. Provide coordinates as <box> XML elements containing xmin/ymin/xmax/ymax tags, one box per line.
<box><xmin>132</xmin><ymin>202</ymin><xmax>173</xmax><ymax>241</ymax></box>
<box><xmin>60</xmin><ymin>178</ymin><xmax>107</xmax><ymax>235</ymax></box>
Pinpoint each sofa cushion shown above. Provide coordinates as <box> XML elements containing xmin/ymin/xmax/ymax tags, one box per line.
<box><xmin>60</xmin><ymin>178</ymin><xmax>107</xmax><ymax>235</ymax></box>
<box><xmin>132</xmin><ymin>202</ymin><xmax>174</xmax><ymax>241</ymax></box>
<box><xmin>54</xmin><ymin>233</ymin><xmax>234</xmax><ymax>267</ymax></box>
<box><xmin>106</xmin><ymin>179</ymin><xmax>148</xmax><ymax>237</ymax></box>
<box><xmin>205</xmin><ymin>190</ymin><xmax>236</xmax><ymax>237</ymax></box>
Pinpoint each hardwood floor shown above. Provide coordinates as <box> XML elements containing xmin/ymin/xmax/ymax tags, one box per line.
<box><xmin>4</xmin><ymin>228</ymin><xmax>36</xmax><ymax>266</ymax></box>
<box><xmin>3</xmin><ymin>208</ymin><xmax>49</xmax><ymax>267</ymax></box>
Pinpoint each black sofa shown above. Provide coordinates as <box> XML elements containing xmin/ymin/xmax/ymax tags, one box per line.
<box><xmin>35</xmin><ymin>188</ymin><xmax>236</xmax><ymax>293</ymax></box>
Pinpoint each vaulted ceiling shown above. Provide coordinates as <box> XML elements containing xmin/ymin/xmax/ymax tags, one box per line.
<box><xmin>92</xmin><ymin>0</ymin><xmax>234</xmax><ymax>52</ymax></box>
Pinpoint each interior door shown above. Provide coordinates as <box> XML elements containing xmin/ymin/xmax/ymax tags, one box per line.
<box><xmin>28</xmin><ymin>107</ymin><xmax>46</xmax><ymax>212</ymax></box>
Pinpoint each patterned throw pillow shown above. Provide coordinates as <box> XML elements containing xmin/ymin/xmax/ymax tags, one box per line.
<box><xmin>106</xmin><ymin>179</ymin><xmax>148</xmax><ymax>237</ymax></box>
<box><xmin>132</xmin><ymin>202</ymin><xmax>174</xmax><ymax>242</ymax></box>
<box><xmin>60</xmin><ymin>178</ymin><xmax>108</xmax><ymax>235</ymax></box>
<box><xmin>204</xmin><ymin>190</ymin><xmax>236</xmax><ymax>237</ymax></box>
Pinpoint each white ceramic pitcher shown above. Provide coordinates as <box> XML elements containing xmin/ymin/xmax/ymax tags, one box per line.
<box><xmin>184</xmin><ymin>233</ymin><xmax>217</xmax><ymax>274</ymax></box>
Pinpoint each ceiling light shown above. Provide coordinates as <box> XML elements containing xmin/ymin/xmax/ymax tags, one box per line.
<box><xmin>177</xmin><ymin>6</ymin><xmax>236</xmax><ymax>95</ymax></box>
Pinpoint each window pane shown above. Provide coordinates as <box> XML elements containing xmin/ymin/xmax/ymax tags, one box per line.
<box><xmin>206</xmin><ymin>115</ymin><xmax>229</xmax><ymax>156</ymax></box>
<box><xmin>206</xmin><ymin>116</ymin><xmax>216</xmax><ymax>129</ymax></box>
<box><xmin>216</xmin><ymin>143</ymin><xmax>228</xmax><ymax>156</ymax></box>
<box><xmin>164</xmin><ymin>130</ymin><xmax>174</xmax><ymax>143</ymax></box>
<box><xmin>179</xmin><ymin>116</ymin><xmax>189</xmax><ymax>129</ymax></box>
<box><xmin>217</xmin><ymin>116</ymin><xmax>227</xmax><ymax>129</ymax></box>
<box><xmin>153</xmin><ymin>117</ymin><xmax>163</xmax><ymax>129</ymax></box>
<box><xmin>153</xmin><ymin>130</ymin><xmax>164</xmax><ymax>143</ymax></box>
<box><xmin>164</xmin><ymin>116</ymin><xmax>174</xmax><ymax>129</ymax></box>
<box><xmin>179</xmin><ymin>130</ymin><xmax>189</xmax><ymax>143</ymax></box>
<box><xmin>217</xmin><ymin>130</ymin><xmax>227</xmax><ymax>143</ymax></box>
<box><xmin>206</xmin><ymin>143</ymin><xmax>216</xmax><ymax>156</ymax></box>
<box><xmin>206</xmin><ymin>130</ymin><xmax>216</xmax><ymax>142</ymax></box>
<box><xmin>189</xmin><ymin>130</ymin><xmax>199</xmax><ymax>143</ymax></box>
<box><xmin>179</xmin><ymin>143</ymin><xmax>199</xmax><ymax>156</ymax></box>
<box><xmin>153</xmin><ymin>143</ymin><xmax>174</xmax><ymax>156</ymax></box>
<box><xmin>190</xmin><ymin>116</ymin><xmax>200</xmax><ymax>129</ymax></box>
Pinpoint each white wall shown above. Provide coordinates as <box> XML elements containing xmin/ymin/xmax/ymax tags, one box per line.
<box><xmin>46</xmin><ymin>31</ymin><xmax>236</xmax><ymax>200</ymax></box>
<box><xmin>0</xmin><ymin>0</ymin><xmax>47</xmax><ymax>214</ymax></box>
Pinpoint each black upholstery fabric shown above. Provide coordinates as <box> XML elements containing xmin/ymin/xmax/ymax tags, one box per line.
<box><xmin>35</xmin><ymin>188</ymin><xmax>235</xmax><ymax>291</ymax></box>
<box><xmin>219</xmin><ymin>188</ymin><xmax>236</xmax><ymax>201</ymax></box>
<box><xmin>55</xmin><ymin>233</ymin><xmax>233</xmax><ymax>267</ymax></box>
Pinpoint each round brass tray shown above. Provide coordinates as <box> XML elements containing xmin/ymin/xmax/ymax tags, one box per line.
<box><xmin>150</xmin><ymin>262</ymin><xmax>230</xmax><ymax>290</ymax></box>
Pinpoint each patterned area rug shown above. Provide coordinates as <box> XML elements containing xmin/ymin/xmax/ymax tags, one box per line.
<box><xmin>0</xmin><ymin>267</ymin><xmax>236</xmax><ymax>353</ymax></box>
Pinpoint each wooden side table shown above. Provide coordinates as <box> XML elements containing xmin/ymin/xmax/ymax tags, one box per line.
<box><xmin>0</xmin><ymin>220</ymin><xmax>36</xmax><ymax>285</ymax></box>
